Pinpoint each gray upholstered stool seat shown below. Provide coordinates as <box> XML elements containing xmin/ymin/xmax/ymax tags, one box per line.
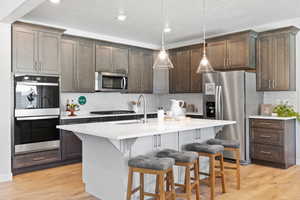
<box><xmin>155</xmin><ymin>149</ymin><xmax>198</xmax><ymax>163</ymax></box>
<box><xmin>207</xmin><ymin>138</ymin><xmax>240</xmax><ymax>149</ymax></box>
<box><xmin>185</xmin><ymin>143</ymin><xmax>224</xmax><ymax>154</ymax></box>
<box><xmin>128</xmin><ymin>155</ymin><xmax>175</xmax><ymax>171</ymax></box>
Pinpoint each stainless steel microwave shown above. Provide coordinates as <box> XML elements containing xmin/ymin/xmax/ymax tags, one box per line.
<box><xmin>95</xmin><ymin>72</ymin><xmax>128</xmax><ymax>92</ymax></box>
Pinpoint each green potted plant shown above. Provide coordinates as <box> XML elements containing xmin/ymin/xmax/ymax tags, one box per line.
<box><xmin>272</xmin><ymin>102</ymin><xmax>300</xmax><ymax>120</ymax></box>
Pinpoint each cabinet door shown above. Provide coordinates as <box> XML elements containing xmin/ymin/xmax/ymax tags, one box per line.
<box><xmin>95</xmin><ymin>44</ymin><xmax>113</xmax><ymax>72</ymax></box>
<box><xmin>170</xmin><ymin>49</ymin><xmax>191</xmax><ymax>93</ymax></box>
<box><xmin>207</xmin><ymin>40</ymin><xmax>227</xmax><ymax>70</ymax></box>
<box><xmin>38</xmin><ymin>32</ymin><xmax>61</xmax><ymax>75</ymax></box>
<box><xmin>61</xmin><ymin>131</ymin><xmax>82</xmax><ymax>160</ymax></box>
<box><xmin>13</xmin><ymin>27</ymin><xmax>38</xmax><ymax>73</ymax></box>
<box><xmin>112</xmin><ymin>46</ymin><xmax>129</xmax><ymax>74</ymax></box>
<box><xmin>128</xmin><ymin>49</ymin><xmax>142</xmax><ymax>93</ymax></box>
<box><xmin>140</xmin><ymin>50</ymin><xmax>153</xmax><ymax>93</ymax></box>
<box><xmin>256</xmin><ymin>36</ymin><xmax>274</xmax><ymax>91</ymax></box>
<box><xmin>273</xmin><ymin>34</ymin><xmax>290</xmax><ymax>90</ymax></box>
<box><xmin>61</xmin><ymin>39</ymin><xmax>77</xmax><ymax>92</ymax></box>
<box><xmin>76</xmin><ymin>39</ymin><xmax>95</xmax><ymax>92</ymax></box>
<box><xmin>227</xmin><ymin>36</ymin><xmax>248</xmax><ymax>69</ymax></box>
<box><xmin>190</xmin><ymin>48</ymin><xmax>203</xmax><ymax>92</ymax></box>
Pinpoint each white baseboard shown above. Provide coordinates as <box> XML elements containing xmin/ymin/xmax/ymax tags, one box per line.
<box><xmin>0</xmin><ymin>173</ymin><xmax>12</xmax><ymax>182</ymax></box>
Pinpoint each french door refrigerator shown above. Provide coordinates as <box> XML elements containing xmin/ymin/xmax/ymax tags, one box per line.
<box><xmin>202</xmin><ymin>71</ymin><xmax>263</xmax><ymax>163</ymax></box>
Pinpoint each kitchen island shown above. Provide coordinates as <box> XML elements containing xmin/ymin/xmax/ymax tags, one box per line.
<box><xmin>57</xmin><ymin>118</ymin><xmax>236</xmax><ymax>200</ymax></box>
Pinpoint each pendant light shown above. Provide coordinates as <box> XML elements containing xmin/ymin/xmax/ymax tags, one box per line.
<box><xmin>196</xmin><ymin>0</ymin><xmax>214</xmax><ymax>73</ymax></box>
<box><xmin>153</xmin><ymin>0</ymin><xmax>174</xmax><ymax>70</ymax></box>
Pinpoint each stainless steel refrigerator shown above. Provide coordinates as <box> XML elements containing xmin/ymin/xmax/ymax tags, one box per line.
<box><xmin>202</xmin><ymin>71</ymin><xmax>263</xmax><ymax>163</ymax></box>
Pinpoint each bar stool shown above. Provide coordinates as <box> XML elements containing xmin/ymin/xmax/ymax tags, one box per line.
<box><xmin>207</xmin><ymin>138</ymin><xmax>241</xmax><ymax>190</ymax></box>
<box><xmin>156</xmin><ymin>149</ymin><xmax>201</xmax><ymax>200</ymax></box>
<box><xmin>127</xmin><ymin>155</ymin><xmax>176</xmax><ymax>200</ymax></box>
<box><xmin>185</xmin><ymin>143</ymin><xmax>226</xmax><ymax>200</ymax></box>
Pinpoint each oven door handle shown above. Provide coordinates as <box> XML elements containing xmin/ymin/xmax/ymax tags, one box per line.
<box><xmin>16</xmin><ymin>116</ymin><xmax>59</xmax><ymax>121</ymax></box>
<box><xmin>16</xmin><ymin>82</ymin><xmax>59</xmax><ymax>86</ymax></box>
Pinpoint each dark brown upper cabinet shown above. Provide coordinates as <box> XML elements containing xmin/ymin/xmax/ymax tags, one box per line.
<box><xmin>169</xmin><ymin>48</ymin><xmax>191</xmax><ymax>93</ymax></box>
<box><xmin>207</xmin><ymin>30</ymin><xmax>257</xmax><ymax>71</ymax></box>
<box><xmin>61</xmin><ymin>36</ymin><xmax>95</xmax><ymax>93</ymax></box>
<box><xmin>128</xmin><ymin>48</ymin><xmax>153</xmax><ymax>93</ymax></box>
<box><xmin>95</xmin><ymin>42</ymin><xmax>129</xmax><ymax>74</ymax></box>
<box><xmin>190</xmin><ymin>46</ymin><xmax>203</xmax><ymax>92</ymax></box>
<box><xmin>256</xmin><ymin>26</ymin><xmax>299</xmax><ymax>91</ymax></box>
<box><xmin>12</xmin><ymin>22</ymin><xmax>64</xmax><ymax>75</ymax></box>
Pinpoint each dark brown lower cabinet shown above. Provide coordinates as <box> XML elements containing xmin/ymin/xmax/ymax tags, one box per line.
<box><xmin>60</xmin><ymin>131</ymin><xmax>82</xmax><ymax>161</ymax></box>
<box><xmin>250</xmin><ymin>118</ymin><xmax>296</xmax><ymax>169</ymax></box>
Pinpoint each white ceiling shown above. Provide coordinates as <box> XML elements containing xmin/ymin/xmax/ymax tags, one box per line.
<box><xmin>21</xmin><ymin>0</ymin><xmax>300</xmax><ymax>48</ymax></box>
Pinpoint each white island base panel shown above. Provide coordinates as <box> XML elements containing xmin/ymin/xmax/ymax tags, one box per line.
<box><xmin>76</xmin><ymin>128</ymin><xmax>218</xmax><ymax>200</ymax></box>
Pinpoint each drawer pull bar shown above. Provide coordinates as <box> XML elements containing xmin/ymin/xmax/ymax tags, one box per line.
<box><xmin>258</xmin><ymin>122</ymin><xmax>272</xmax><ymax>125</ymax></box>
<box><xmin>32</xmin><ymin>157</ymin><xmax>46</xmax><ymax>161</ymax></box>
<box><xmin>260</xmin><ymin>135</ymin><xmax>271</xmax><ymax>138</ymax></box>
<box><xmin>260</xmin><ymin>151</ymin><xmax>271</xmax><ymax>155</ymax></box>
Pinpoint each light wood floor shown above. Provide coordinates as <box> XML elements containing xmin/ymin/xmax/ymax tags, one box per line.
<box><xmin>0</xmin><ymin>163</ymin><xmax>300</xmax><ymax>200</ymax></box>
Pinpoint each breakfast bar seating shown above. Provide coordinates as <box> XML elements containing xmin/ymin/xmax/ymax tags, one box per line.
<box><xmin>156</xmin><ymin>149</ymin><xmax>201</xmax><ymax>200</ymax></box>
<box><xmin>207</xmin><ymin>138</ymin><xmax>241</xmax><ymax>190</ymax></box>
<box><xmin>127</xmin><ymin>155</ymin><xmax>176</xmax><ymax>200</ymax></box>
<box><xmin>185</xmin><ymin>143</ymin><xmax>226</xmax><ymax>200</ymax></box>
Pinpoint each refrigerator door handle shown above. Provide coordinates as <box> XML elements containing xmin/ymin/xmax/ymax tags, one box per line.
<box><xmin>215</xmin><ymin>85</ymin><xmax>219</xmax><ymax>120</ymax></box>
<box><xmin>219</xmin><ymin>86</ymin><xmax>224</xmax><ymax>120</ymax></box>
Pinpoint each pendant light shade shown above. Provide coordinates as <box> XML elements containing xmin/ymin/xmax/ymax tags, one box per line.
<box><xmin>196</xmin><ymin>0</ymin><xmax>214</xmax><ymax>74</ymax></box>
<box><xmin>153</xmin><ymin>48</ymin><xmax>174</xmax><ymax>69</ymax></box>
<box><xmin>153</xmin><ymin>0</ymin><xmax>174</xmax><ymax>70</ymax></box>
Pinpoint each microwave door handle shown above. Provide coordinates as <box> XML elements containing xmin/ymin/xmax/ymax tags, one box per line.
<box><xmin>123</xmin><ymin>77</ymin><xmax>127</xmax><ymax>89</ymax></box>
<box><xmin>121</xmin><ymin>77</ymin><xmax>124</xmax><ymax>89</ymax></box>
<box><xmin>16</xmin><ymin>116</ymin><xmax>59</xmax><ymax>121</ymax></box>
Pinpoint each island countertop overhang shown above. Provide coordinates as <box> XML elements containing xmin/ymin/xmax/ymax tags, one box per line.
<box><xmin>57</xmin><ymin>118</ymin><xmax>236</xmax><ymax>140</ymax></box>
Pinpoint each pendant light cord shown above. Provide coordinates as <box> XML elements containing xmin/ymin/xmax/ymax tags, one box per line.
<box><xmin>161</xmin><ymin>0</ymin><xmax>165</xmax><ymax>49</ymax></box>
<box><xmin>203</xmin><ymin>0</ymin><xmax>206</xmax><ymax>55</ymax></box>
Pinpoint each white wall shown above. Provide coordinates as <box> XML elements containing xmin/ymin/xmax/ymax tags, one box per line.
<box><xmin>0</xmin><ymin>23</ymin><xmax>12</xmax><ymax>182</ymax></box>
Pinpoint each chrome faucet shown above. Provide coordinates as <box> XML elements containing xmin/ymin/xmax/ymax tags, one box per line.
<box><xmin>137</xmin><ymin>94</ymin><xmax>147</xmax><ymax>123</ymax></box>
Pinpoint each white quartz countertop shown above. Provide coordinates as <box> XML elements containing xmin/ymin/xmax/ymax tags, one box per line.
<box><xmin>249</xmin><ymin>115</ymin><xmax>297</xmax><ymax>120</ymax></box>
<box><xmin>60</xmin><ymin>112</ymin><xmax>203</xmax><ymax>120</ymax></box>
<box><xmin>57</xmin><ymin>118</ymin><xmax>235</xmax><ymax>140</ymax></box>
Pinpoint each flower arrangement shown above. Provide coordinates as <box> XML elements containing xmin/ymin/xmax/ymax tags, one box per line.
<box><xmin>272</xmin><ymin>102</ymin><xmax>300</xmax><ymax>120</ymax></box>
<box><xmin>67</xmin><ymin>102</ymin><xmax>79</xmax><ymax>117</ymax></box>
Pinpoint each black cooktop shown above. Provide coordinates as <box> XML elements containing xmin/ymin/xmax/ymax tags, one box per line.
<box><xmin>90</xmin><ymin>110</ymin><xmax>135</xmax><ymax>115</ymax></box>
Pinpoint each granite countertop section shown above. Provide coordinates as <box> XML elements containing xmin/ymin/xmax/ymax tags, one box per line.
<box><xmin>60</xmin><ymin>112</ymin><xmax>203</xmax><ymax>120</ymax></box>
<box><xmin>57</xmin><ymin>118</ymin><xmax>235</xmax><ymax>140</ymax></box>
<box><xmin>249</xmin><ymin>115</ymin><xmax>297</xmax><ymax>120</ymax></box>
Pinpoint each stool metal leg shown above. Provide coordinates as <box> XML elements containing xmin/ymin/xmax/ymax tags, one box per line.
<box><xmin>127</xmin><ymin>167</ymin><xmax>133</xmax><ymax>200</ymax></box>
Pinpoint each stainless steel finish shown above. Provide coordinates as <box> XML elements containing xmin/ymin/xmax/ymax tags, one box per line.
<box><xmin>137</xmin><ymin>94</ymin><xmax>147</xmax><ymax>123</ymax></box>
<box><xmin>268</xmin><ymin>80</ymin><xmax>271</xmax><ymax>88</ymax></box>
<box><xmin>95</xmin><ymin>71</ymin><xmax>127</xmax><ymax>92</ymax></box>
<box><xmin>203</xmin><ymin>71</ymin><xmax>263</xmax><ymax>163</ymax></box>
<box><xmin>16</xmin><ymin>81</ymin><xmax>59</xmax><ymax>86</ymax></box>
<box><xmin>15</xmin><ymin>108</ymin><xmax>60</xmax><ymax>117</ymax></box>
<box><xmin>16</xmin><ymin>115</ymin><xmax>59</xmax><ymax>121</ymax></box>
<box><xmin>15</xmin><ymin>140</ymin><xmax>60</xmax><ymax>154</ymax></box>
<box><xmin>273</xmin><ymin>80</ymin><xmax>275</xmax><ymax>88</ymax></box>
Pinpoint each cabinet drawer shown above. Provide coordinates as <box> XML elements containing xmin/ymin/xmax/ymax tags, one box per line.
<box><xmin>251</xmin><ymin>119</ymin><xmax>284</xmax><ymax>129</ymax></box>
<box><xmin>251</xmin><ymin>144</ymin><xmax>284</xmax><ymax>163</ymax></box>
<box><xmin>14</xmin><ymin>149</ymin><xmax>61</xmax><ymax>169</ymax></box>
<box><xmin>251</xmin><ymin>128</ymin><xmax>284</xmax><ymax>146</ymax></box>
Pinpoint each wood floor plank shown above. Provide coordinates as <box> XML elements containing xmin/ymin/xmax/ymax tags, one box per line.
<box><xmin>0</xmin><ymin>163</ymin><xmax>299</xmax><ymax>200</ymax></box>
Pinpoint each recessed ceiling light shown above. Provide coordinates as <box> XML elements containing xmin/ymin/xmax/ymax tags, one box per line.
<box><xmin>49</xmin><ymin>0</ymin><xmax>61</xmax><ymax>4</ymax></box>
<box><xmin>117</xmin><ymin>14</ymin><xmax>127</xmax><ymax>21</ymax></box>
<box><xmin>164</xmin><ymin>27</ymin><xmax>172</xmax><ymax>33</ymax></box>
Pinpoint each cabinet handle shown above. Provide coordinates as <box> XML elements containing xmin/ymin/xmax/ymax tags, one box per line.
<box><xmin>224</xmin><ymin>58</ymin><xmax>226</xmax><ymax>67</ymax></box>
<box><xmin>260</xmin><ymin>135</ymin><xmax>271</xmax><ymax>138</ymax></box>
<box><xmin>260</xmin><ymin>151</ymin><xmax>271</xmax><ymax>155</ymax></box>
<box><xmin>268</xmin><ymin>80</ymin><xmax>271</xmax><ymax>89</ymax></box>
<box><xmin>273</xmin><ymin>80</ymin><xmax>275</xmax><ymax>88</ymax></box>
<box><xmin>32</xmin><ymin>156</ymin><xmax>46</xmax><ymax>161</ymax></box>
<box><xmin>34</xmin><ymin>61</ymin><xmax>38</xmax><ymax>71</ymax></box>
<box><xmin>259</xmin><ymin>122</ymin><xmax>272</xmax><ymax>125</ymax></box>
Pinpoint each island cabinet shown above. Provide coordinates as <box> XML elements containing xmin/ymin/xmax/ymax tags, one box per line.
<box><xmin>128</xmin><ymin>48</ymin><xmax>153</xmax><ymax>93</ymax></box>
<box><xmin>61</xmin><ymin>36</ymin><xmax>95</xmax><ymax>93</ymax></box>
<box><xmin>256</xmin><ymin>26</ymin><xmax>299</xmax><ymax>91</ymax></box>
<box><xmin>95</xmin><ymin>42</ymin><xmax>129</xmax><ymax>74</ymax></box>
<box><xmin>12</xmin><ymin>22</ymin><xmax>64</xmax><ymax>75</ymax></box>
<box><xmin>250</xmin><ymin>118</ymin><xmax>296</xmax><ymax>169</ymax></box>
<box><xmin>207</xmin><ymin>30</ymin><xmax>257</xmax><ymax>71</ymax></box>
